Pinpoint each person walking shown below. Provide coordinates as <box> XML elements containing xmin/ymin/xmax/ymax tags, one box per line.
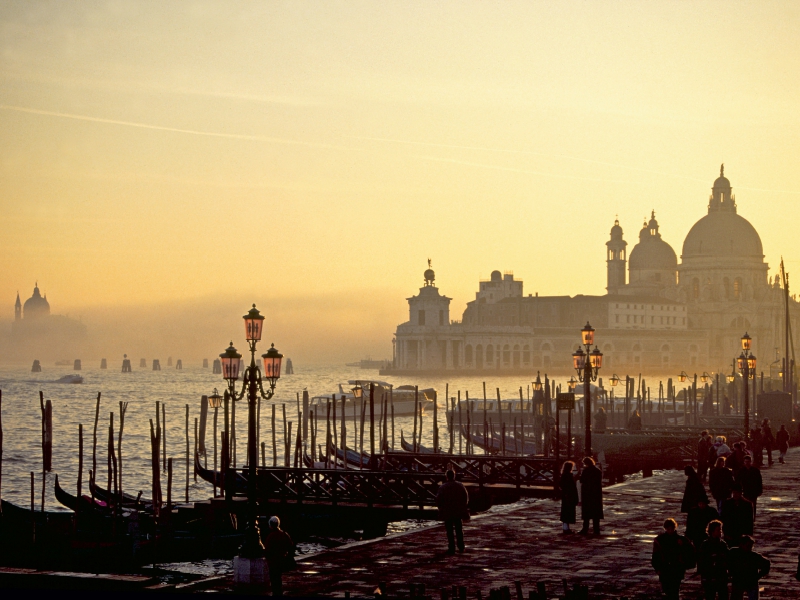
<box><xmin>436</xmin><ymin>469</ymin><xmax>468</xmax><ymax>554</ymax></box>
<box><xmin>697</xmin><ymin>520</ymin><xmax>730</xmax><ymax>600</ymax></box>
<box><xmin>559</xmin><ymin>461</ymin><xmax>579</xmax><ymax>534</ymax></box>
<box><xmin>726</xmin><ymin>442</ymin><xmax>744</xmax><ymax>477</ymax></box>
<box><xmin>761</xmin><ymin>419</ymin><xmax>774</xmax><ymax>467</ymax></box>
<box><xmin>749</xmin><ymin>429</ymin><xmax>763</xmax><ymax>467</ymax></box>
<box><xmin>698</xmin><ymin>431</ymin><xmax>712</xmax><ymax>482</ymax></box>
<box><xmin>263</xmin><ymin>516</ymin><xmax>295</xmax><ymax>597</ymax></box>
<box><xmin>652</xmin><ymin>518</ymin><xmax>695</xmax><ymax>600</ymax></box>
<box><xmin>686</xmin><ymin>498</ymin><xmax>720</xmax><ymax>550</ymax></box>
<box><xmin>720</xmin><ymin>484</ymin><xmax>754</xmax><ymax>546</ymax></box>
<box><xmin>594</xmin><ymin>407</ymin><xmax>608</xmax><ymax>434</ymax></box>
<box><xmin>578</xmin><ymin>457</ymin><xmax>603</xmax><ymax>535</ymax></box>
<box><xmin>736</xmin><ymin>455</ymin><xmax>763</xmax><ymax>519</ymax></box>
<box><xmin>728</xmin><ymin>535</ymin><xmax>770</xmax><ymax>600</ymax></box>
<box><xmin>776</xmin><ymin>424</ymin><xmax>789</xmax><ymax>464</ymax></box>
<box><xmin>714</xmin><ymin>436</ymin><xmax>732</xmax><ymax>459</ymax></box>
<box><xmin>709</xmin><ymin>457</ymin><xmax>734</xmax><ymax>512</ymax></box>
<box><xmin>628</xmin><ymin>409</ymin><xmax>643</xmax><ymax>431</ymax></box>
<box><xmin>681</xmin><ymin>466</ymin><xmax>709</xmax><ymax>515</ymax></box>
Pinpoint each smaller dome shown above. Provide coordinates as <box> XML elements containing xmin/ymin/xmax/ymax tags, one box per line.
<box><xmin>424</xmin><ymin>268</ymin><xmax>435</xmax><ymax>284</ymax></box>
<box><xmin>490</xmin><ymin>270</ymin><xmax>502</xmax><ymax>282</ymax></box>
<box><xmin>713</xmin><ymin>164</ymin><xmax>730</xmax><ymax>191</ymax></box>
<box><xmin>610</xmin><ymin>219</ymin><xmax>623</xmax><ymax>239</ymax></box>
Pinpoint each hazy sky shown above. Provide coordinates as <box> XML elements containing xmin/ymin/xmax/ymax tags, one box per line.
<box><xmin>2</xmin><ymin>2</ymin><xmax>799</xmax><ymax>362</ymax></box>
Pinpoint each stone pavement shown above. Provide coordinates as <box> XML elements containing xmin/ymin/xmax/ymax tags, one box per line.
<box><xmin>283</xmin><ymin>449</ymin><xmax>800</xmax><ymax>598</ymax></box>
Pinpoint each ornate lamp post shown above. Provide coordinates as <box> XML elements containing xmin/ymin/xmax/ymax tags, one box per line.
<box><xmin>572</xmin><ymin>322</ymin><xmax>602</xmax><ymax>456</ymax></box>
<box><xmin>220</xmin><ymin>304</ymin><xmax>283</xmax><ymax>561</ymax></box>
<box><xmin>737</xmin><ymin>332</ymin><xmax>756</xmax><ymax>439</ymax></box>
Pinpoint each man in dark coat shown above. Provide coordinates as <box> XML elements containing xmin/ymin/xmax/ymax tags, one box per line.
<box><xmin>578</xmin><ymin>457</ymin><xmax>603</xmax><ymax>535</ymax></box>
<box><xmin>776</xmin><ymin>424</ymin><xmax>790</xmax><ymax>464</ymax></box>
<box><xmin>594</xmin><ymin>407</ymin><xmax>608</xmax><ymax>434</ymax></box>
<box><xmin>686</xmin><ymin>498</ymin><xmax>719</xmax><ymax>549</ymax></box>
<box><xmin>652</xmin><ymin>518</ymin><xmax>695</xmax><ymax>600</ymax></box>
<box><xmin>436</xmin><ymin>469</ymin><xmax>468</xmax><ymax>554</ymax></box>
<box><xmin>263</xmin><ymin>516</ymin><xmax>295</xmax><ymax>597</ymax></box>
<box><xmin>736</xmin><ymin>455</ymin><xmax>763</xmax><ymax>519</ymax></box>
<box><xmin>720</xmin><ymin>484</ymin><xmax>754</xmax><ymax>546</ymax></box>
<box><xmin>559</xmin><ymin>461</ymin><xmax>579</xmax><ymax>533</ymax></box>
<box><xmin>729</xmin><ymin>536</ymin><xmax>770</xmax><ymax>599</ymax></box>
<box><xmin>697</xmin><ymin>520</ymin><xmax>729</xmax><ymax>600</ymax></box>
<box><xmin>709</xmin><ymin>457</ymin><xmax>734</xmax><ymax>512</ymax></box>
<box><xmin>761</xmin><ymin>419</ymin><xmax>775</xmax><ymax>467</ymax></box>
<box><xmin>698</xmin><ymin>431</ymin><xmax>711</xmax><ymax>482</ymax></box>
<box><xmin>681</xmin><ymin>466</ymin><xmax>709</xmax><ymax>514</ymax></box>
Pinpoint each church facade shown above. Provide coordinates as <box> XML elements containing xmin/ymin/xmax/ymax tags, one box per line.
<box><xmin>390</xmin><ymin>168</ymin><xmax>799</xmax><ymax>377</ymax></box>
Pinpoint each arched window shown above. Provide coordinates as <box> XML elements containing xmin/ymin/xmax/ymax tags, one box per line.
<box><xmin>503</xmin><ymin>344</ymin><xmax>511</xmax><ymax>365</ymax></box>
<box><xmin>734</xmin><ymin>277</ymin><xmax>742</xmax><ymax>300</ymax></box>
<box><xmin>475</xmin><ymin>344</ymin><xmax>483</xmax><ymax>369</ymax></box>
<box><xmin>692</xmin><ymin>278</ymin><xmax>700</xmax><ymax>299</ymax></box>
<box><xmin>465</xmin><ymin>345</ymin><xmax>473</xmax><ymax>366</ymax></box>
<box><xmin>522</xmin><ymin>345</ymin><xmax>530</xmax><ymax>364</ymax></box>
<box><xmin>486</xmin><ymin>345</ymin><xmax>493</xmax><ymax>364</ymax></box>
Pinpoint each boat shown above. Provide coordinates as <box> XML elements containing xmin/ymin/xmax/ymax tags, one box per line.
<box><xmin>345</xmin><ymin>358</ymin><xmax>391</xmax><ymax>369</ymax></box>
<box><xmin>310</xmin><ymin>380</ymin><xmax>435</xmax><ymax>418</ymax></box>
<box><xmin>399</xmin><ymin>431</ymin><xmax>446</xmax><ymax>454</ymax></box>
<box><xmin>194</xmin><ymin>453</ymin><xmax>247</xmax><ymax>492</ymax></box>
<box><xmin>89</xmin><ymin>479</ymin><xmax>152</xmax><ymax>509</ymax></box>
<box><xmin>54</xmin><ymin>374</ymin><xmax>83</xmax><ymax>384</ymax></box>
<box><xmin>54</xmin><ymin>474</ymin><xmax>109</xmax><ymax>512</ymax></box>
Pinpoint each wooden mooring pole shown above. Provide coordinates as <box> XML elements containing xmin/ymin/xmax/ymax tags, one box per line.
<box><xmin>272</xmin><ymin>404</ymin><xmax>277</xmax><ymax>467</ymax></box>
<box><xmin>185</xmin><ymin>404</ymin><xmax>189</xmax><ymax>502</ymax></box>
<box><xmin>118</xmin><ymin>402</ymin><xmax>127</xmax><ymax>501</ymax></box>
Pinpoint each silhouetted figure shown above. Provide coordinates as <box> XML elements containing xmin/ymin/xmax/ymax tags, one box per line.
<box><xmin>761</xmin><ymin>419</ymin><xmax>774</xmax><ymax>467</ymax></box>
<box><xmin>776</xmin><ymin>425</ymin><xmax>789</xmax><ymax>464</ymax></box>
<box><xmin>628</xmin><ymin>409</ymin><xmax>642</xmax><ymax>431</ymax></box>
<box><xmin>698</xmin><ymin>430</ymin><xmax>712</xmax><ymax>481</ymax></box>
<box><xmin>263</xmin><ymin>516</ymin><xmax>295</xmax><ymax>596</ymax></box>
<box><xmin>726</xmin><ymin>442</ymin><xmax>745</xmax><ymax>477</ymax></box>
<box><xmin>728</xmin><ymin>536</ymin><xmax>770</xmax><ymax>599</ymax></box>
<box><xmin>722</xmin><ymin>395</ymin><xmax>731</xmax><ymax>415</ymax></box>
<box><xmin>682</xmin><ymin>465</ymin><xmax>709</xmax><ymax>514</ymax></box>
<box><xmin>686</xmin><ymin>498</ymin><xmax>720</xmax><ymax>549</ymax></box>
<box><xmin>713</xmin><ymin>436</ymin><xmax>731</xmax><ymax>459</ymax></box>
<box><xmin>594</xmin><ymin>407</ymin><xmax>607</xmax><ymax>434</ymax></box>
<box><xmin>436</xmin><ymin>469</ymin><xmax>468</xmax><ymax>554</ymax></box>
<box><xmin>652</xmin><ymin>518</ymin><xmax>695</xmax><ymax>600</ymax></box>
<box><xmin>697</xmin><ymin>520</ymin><xmax>729</xmax><ymax>600</ymax></box>
<box><xmin>559</xmin><ymin>461</ymin><xmax>578</xmax><ymax>534</ymax></box>
<box><xmin>749</xmin><ymin>429</ymin><xmax>763</xmax><ymax>467</ymax></box>
<box><xmin>720</xmin><ymin>484</ymin><xmax>754</xmax><ymax>546</ymax></box>
<box><xmin>709</xmin><ymin>457</ymin><xmax>734</xmax><ymax>512</ymax></box>
<box><xmin>736</xmin><ymin>455</ymin><xmax>762</xmax><ymax>518</ymax></box>
<box><xmin>578</xmin><ymin>457</ymin><xmax>603</xmax><ymax>535</ymax></box>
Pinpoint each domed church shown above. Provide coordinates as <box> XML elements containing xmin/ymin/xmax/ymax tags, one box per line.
<box><xmin>391</xmin><ymin>167</ymin><xmax>797</xmax><ymax>375</ymax></box>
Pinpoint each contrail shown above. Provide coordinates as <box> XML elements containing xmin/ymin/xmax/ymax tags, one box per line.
<box><xmin>364</xmin><ymin>135</ymin><xmax>800</xmax><ymax>194</ymax></box>
<box><xmin>0</xmin><ymin>104</ymin><xmax>337</xmax><ymax>148</ymax></box>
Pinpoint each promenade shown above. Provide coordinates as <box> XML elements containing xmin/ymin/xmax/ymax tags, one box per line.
<box><xmin>284</xmin><ymin>449</ymin><xmax>800</xmax><ymax>599</ymax></box>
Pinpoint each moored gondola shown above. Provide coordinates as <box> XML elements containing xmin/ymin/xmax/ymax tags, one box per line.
<box><xmin>54</xmin><ymin>474</ymin><xmax>109</xmax><ymax>512</ymax></box>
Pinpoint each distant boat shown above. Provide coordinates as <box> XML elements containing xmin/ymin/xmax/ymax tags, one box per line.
<box><xmin>310</xmin><ymin>380</ymin><xmax>435</xmax><ymax>417</ymax></box>
<box><xmin>345</xmin><ymin>358</ymin><xmax>391</xmax><ymax>369</ymax></box>
<box><xmin>54</xmin><ymin>374</ymin><xmax>83</xmax><ymax>384</ymax></box>
<box><xmin>285</xmin><ymin>358</ymin><xmax>294</xmax><ymax>375</ymax></box>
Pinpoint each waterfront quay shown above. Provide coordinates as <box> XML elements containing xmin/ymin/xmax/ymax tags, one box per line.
<box><xmin>281</xmin><ymin>450</ymin><xmax>800</xmax><ymax>599</ymax></box>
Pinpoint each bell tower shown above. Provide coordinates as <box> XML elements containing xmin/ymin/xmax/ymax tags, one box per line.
<box><xmin>14</xmin><ymin>292</ymin><xmax>21</xmax><ymax>321</ymax></box>
<box><xmin>606</xmin><ymin>219</ymin><xmax>627</xmax><ymax>294</ymax></box>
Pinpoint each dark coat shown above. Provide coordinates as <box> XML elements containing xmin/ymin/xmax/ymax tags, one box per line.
<box><xmin>560</xmin><ymin>471</ymin><xmax>579</xmax><ymax>524</ymax></box>
<box><xmin>720</xmin><ymin>496</ymin><xmax>754</xmax><ymax>542</ymax></box>
<box><xmin>652</xmin><ymin>531</ymin><xmax>695</xmax><ymax>580</ymax></box>
<box><xmin>736</xmin><ymin>466</ymin><xmax>763</xmax><ymax>501</ymax></box>
<box><xmin>708</xmin><ymin>466</ymin><xmax>734</xmax><ymax>502</ymax></box>
<box><xmin>436</xmin><ymin>480</ymin><xmax>469</xmax><ymax>521</ymax></box>
<box><xmin>594</xmin><ymin>411</ymin><xmax>607</xmax><ymax>434</ymax></box>
<box><xmin>698</xmin><ymin>437</ymin><xmax>711</xmax><ymax>466</ymax></box>
<box><xmin>264</xmin><ymin>528</ymin><xmax>294</xmax><ymax>571</ymax></box>
<box><xmin>728</xmin><ymin>547</ymin><xmax>770</xmax><ymax>590</ymax></box>
<box><xmin>681</xmin><ymin>473</ymin><xmax>709</xmax><ymax>513</ymax></box>
<box><xmin>579</xmin><ymin>464</ymin><xmax>603</xmax><ymax>520</ymax></box>
<box><xmin>686</xmin><ymin>505</ymin><xmax>720</xmax><ymax>547</ymax></box>
<box><xmin>697</xmin><ymin>537</ymin><xmax>729</xmax><ymax>583</ymax></box>
<box><xmin>761</xmin><ymin>425</ymin><xmax>774</xmax><ymax>448</ymax></box>
<box><xmin>776</xmin><ymin>428</ymin><xmax>790</xmax><ymax>453</ymax></box>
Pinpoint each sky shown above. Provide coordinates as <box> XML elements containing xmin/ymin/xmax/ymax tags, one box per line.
<box><xmin>1</xmin><ymin>1</ymin><xmax>799</xmax><ymax>363</ymax></box>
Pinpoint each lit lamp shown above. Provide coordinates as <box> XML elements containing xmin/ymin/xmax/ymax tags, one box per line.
<box><xmin>737</xmin><ymin>332</ymin><xmax>756</xmax><ymax>439</ymax></box>
<box><xmin>568</xmin><ymin>376</ymin><xmax>577</xmax><ymax>392</ymax></box>
<box><xmin>609</xmin><ymin>374</ymin><xmax>621</xmax><ymax>387</ymax></box>
<box><xmin>573</xmin><ymin>322</ymin><xmax>602</xmax><ymax>456</ymax></box>
<box><xmin>533</xmin><ymin>372</ymin><xmax>543</xmax><ymax>392</ymax></box>
<box><xmin>220</xmin><ymin>304</ymin><xmax>283</xmax><ymax>580</ymax></box>
<box><xmin>678</xmin><ymin>371</ymin><xmax>689</xmax><ymax>383</ymax></box>
<box><xmin>700</xmin><ymin>372</ymin><xmax>711</xmax><ymax>384</ymax></box>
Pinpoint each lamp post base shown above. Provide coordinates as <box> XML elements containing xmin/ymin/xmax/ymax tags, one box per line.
<box><xmin>233</xmin><ymin>556</ymin><xmax>268</xmax><ymax>585</ymax></box>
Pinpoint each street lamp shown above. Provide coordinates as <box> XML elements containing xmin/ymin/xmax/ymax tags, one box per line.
<box><xmin>208</xmin><ymin>389</ymin><xmax>223</xmax><ymax>496</ymax></box>
<box><xmin>737</xmin><ymin>332</ymin><xmax>756</xmax><ymax>439</ymax></box>
<box><xmin>220</xmin><ymin>304</ymin><xmax>283</xmax><ymax>560</ymax></box>
<box><xmin>609</xmin><ymin>374</ymin><xmax>620</xmax><ymax>387</ymax></box>
<box><xmin>568</xmin><ymin>377</ymin><xmax>577</xmax><ymax>392</ymax></box>
<box><xmin>678</xmin><ymin>371</ymin><xmax>689</xmax><ymax>383</ymax></box>
<box><xmin>700</xmin><ymin>372</ymin><xmax>711</xmax><ymax>384</ymax></box>
<box><xmin>533</xmin><ymin>372</ymin><xmax>543</xmax><ymax>392</ymax></box>
<box><xmin>572</xmin><ymin>322</ymin><xmax>602</xmax><ymax>456</ymax></box>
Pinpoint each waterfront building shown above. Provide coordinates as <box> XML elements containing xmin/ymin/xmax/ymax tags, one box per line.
<box><xmin>391</xmin><ymin>168</ymin><xmax>799</xmax><ymax>375</ymax></box>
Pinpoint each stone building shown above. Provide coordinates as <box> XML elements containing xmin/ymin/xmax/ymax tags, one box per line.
<box><xmin>391</xmin><ymin>168</ymin><xmax>800</xmax><ymax>376</ymax></box>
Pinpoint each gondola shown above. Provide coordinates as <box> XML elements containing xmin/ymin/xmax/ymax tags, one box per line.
<box><xmin>194</xmin><ymin>453</ymin><xmax>247</xmax><ymax>493</ymax></box>
<box><xmin>54</xmin><ymin>474</ymin><xmax>109</xmax><ymax>512</ymax></box>
<box><xmin>399</xmin><ymin>431</ymin><xmax>449</xmax><ymax>454</ymax></box>
<box><xmin>326</xmin><ymin>442</ymin><xmax>373</xmax><ymax>468</ymax></box>
<box><xmin>89</xmin><ymin>479</ymin><xmax>152</xmax><ymax>509</ymax></box>
<box><xmin>460</xmin><ymin>427</ymin><xmax>537</xmax><ymax>455</ymax></box>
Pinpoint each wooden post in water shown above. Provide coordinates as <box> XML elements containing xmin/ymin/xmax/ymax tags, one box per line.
<box><xmin>340</xmin><ymin>397</ymin><xmax>347</xmax><ymax>469</ymax></box>
<box><xmin>331</xmin><ymin>395</ymin><xmax>338</xmax><ymax>459</ymax></box>
<box><xmin>199</xmin><ymin>395</ymin><xmax>208</xmax><ymax>458</ymax></box>
<box><xmin>433</xmin><ymin>389</ymin><xmax>439</xmax><ymax>453</ymax></box>
<box><xmin>231</xmin><ymin>395</ymin><xmax>236</xmax><ymax>468</ymax></box>
<box><xmin>77</xmin><ymin>423</ymin><xmax>82</xmax><ymax>500</ymax></box>
<box><xmin>325</xmin><ymin>401</ymin><xmax>331</xmax><ymax>469</ymax></box>
<box><xmin>390</xmin><ymin>391</ymin><xmax>395</xmax><ymax>451</ymax></box>
<box><xmin>359</xmin><ymin>399</ymin><xmax>366</xmax><ymax>463</ymax></box>
<box><xmin>184</xmin><ymin>404</ymin><xmax>189</xmax><ymax>502</ymax></box>
<box><xmin>369</xmin><ymin>383</ymin><xmax>375</xmax><ymax>467</ymax></box>
<box><xmin>256</xmin><ymin>396</ymin><xmax>261</xmax><ymax>465</ymax></box>
<box><xmin>107</xmin><ymin>412</ymin><xmax>116</xmax><ymax>496</ymax></box>
<box><xmin>303</xmin><ymin>390</ymin><xmax>309</xmax><ymax>443</ymax></box>
<box><xmin>282</xmin><ymin>404</ymin><xmax>289</xmax><ymax>467</ymax></box>
<box><xmin>166</xmin><ymin>458</ymin><xmax>173</xmax><ymax>511</ymax></box>
<box><xmin>213</xmin><ymin>407</ymin><xmax>218</xmax><ymax>497</ymax></box>
<box><xmin>261</xmin><ymin>442</ymin><xmax>266</xmax><ymax>469</ymax></box>
<box><xmin>412</xmin><ymin>387</ymin><xmax>419</xmax><ymax>452</ymax></box>
<box><xmin>496</xmin><ymin>388</ymin><xmax>502</xmax><ymax>432</ymax></box>
<box><xmin>458</xmin><ymin>394</ymin><xmax>463</xmax><ymax>455</ymax></box>
<box><xmin>162</xmin><ymin>403</ymin><xmax>167</xmax><ymax>472</ymax></box>
<box><xmin>39</xmin><ymin>392</ymin><xmax>52</xmax><ymax>472</ymax></box>
<box><xmin>272</xmin><ymin>404</ymin><xmax>278</xmax><ymax>467</ymax></box>
<box><xmin>193</xmin><ymin>418</ymin><xmax>198</xmax><ymax>482</ymax></box>
<box><xmin>149</xmin><ymin>419</ymin><xmax>162</xmax><ymax>518</ymax></box>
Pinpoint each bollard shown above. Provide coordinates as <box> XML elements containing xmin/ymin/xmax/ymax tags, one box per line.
<box><xmin>153</xmin><ymin>359</ymin><xmax>161</xmax><ymax>371</ymax></box>
<box><xmin>73</xmin><ymin>359</ymin><xmax>81</xmax><ymax>371</ymax></box>
<box><xmin>122</xmin><ymin>354</ymin><xmax>132</xmax><ymax>372</ymax></box>
<box><xmin>176</xmin><ymin>359</ymin><xmax>182</xmax><ymax>370</ymax></box>
<box><xmin>212</xmin><ymin>359</ymin><xmax>222</xmax><ymax>374</ymax></box>
<box><xmin>100</xmin><ymin>358</ymin><xmax>107</xmax><ymax>369</ymax></box>
<box><xmin>140</xmin><ymin>358</ymin><xmax>147</xmax><ymax>368</ymax></box>
<box><xmin>31</xmin><ymin>359</ymin><xmax>42</xmax><ymax>373</ymax></box>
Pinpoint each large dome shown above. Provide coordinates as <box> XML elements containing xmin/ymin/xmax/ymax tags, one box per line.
<box><xmin>22</xmin><ymin>284</ymin><xmax>50</xmax><ymax>319</ymax></box>
<box><xmin>682</xmin><ymin>211</ymin><xmax>763</xmax><ymax>259</ymax></box>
